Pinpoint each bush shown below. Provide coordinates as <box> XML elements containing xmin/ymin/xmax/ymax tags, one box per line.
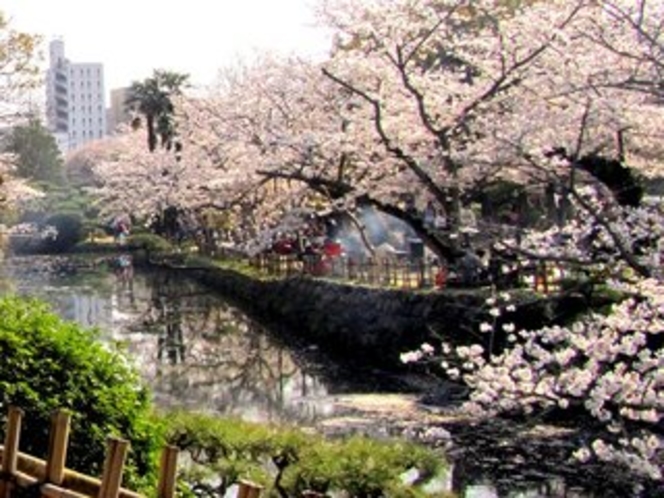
<box><xmin>42</xmin><ymin>212</ymin><xmax>84</xmax><ymax>253</ymax></box>
<box><xmin>127</xmin><ymin>233</ymin><xmax>174</xmax><ymax>255</ymax></box>
<box><xmin>283</xmin><ymin>436</ymin><xmax>442</xmax><ymax>497</ymax></box>
<box><xmin>163</xmin><ymin>411</ymin><xmax>445</xmax><ymax>497</ymax></box>
<box><xmin>0</xmin><ymin>296</ymin><xmax>162</xmax><ymax>491</ymax></box>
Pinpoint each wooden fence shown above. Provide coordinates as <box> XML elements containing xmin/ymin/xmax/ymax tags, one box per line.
<box><xmin>252</xmin><ymin>254</ymin><xmax>440</xmax><ymax>289</ymax></box>
<box><xmin>251</xmin><ymin>254</ymin><xmax>566</xmax><ymax>293</ymax></box>
<box><xmin>0</xmin><ymin>406</ymin><xmax>263</xmax><ymax>498</ymax></box>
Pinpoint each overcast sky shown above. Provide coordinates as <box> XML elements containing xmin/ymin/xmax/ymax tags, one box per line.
<box><xmin>4</xmin><ymin>0</ymin><xmax>332</xmax><ymax>94</ymax></box>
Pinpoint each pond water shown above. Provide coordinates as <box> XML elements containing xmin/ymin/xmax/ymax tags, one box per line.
<box><xmin>0</xmin><ymin>254</ymin><xmax>335</xmax><ymax>424</ymax></box>
<box><xmin>0</xmin><ymin>254</ymin><xmax>638</xmax><ymax>498</ymax></box>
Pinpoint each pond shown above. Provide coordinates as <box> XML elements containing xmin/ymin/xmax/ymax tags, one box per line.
<box><xmin>0</xmin><ymin>253</ymin><xmax>336</xmax><ymax>424</ymax></box>
<box><xmin>0</xmin><ymin>253</ymin><xmax>638</xmax><ymax>498</ymax></box>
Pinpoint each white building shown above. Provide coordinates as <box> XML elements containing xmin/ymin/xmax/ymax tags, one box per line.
<box><xmin>45</xmin><ymin>39</ymin><xmax>107</xmax><ymax>154</ymax></box>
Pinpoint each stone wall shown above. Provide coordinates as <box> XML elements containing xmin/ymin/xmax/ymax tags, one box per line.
<box><xmin>187</xmin><ymin>266</ymin><xmax>501</xmax><ymax>368</ymax></box>
<box><xmin>178</xmin><ymin>264</ymin><xmax>598</xmax><ymax>370</ymax></box>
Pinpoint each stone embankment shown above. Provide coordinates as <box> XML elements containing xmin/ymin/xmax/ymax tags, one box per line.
<box><xmin>181</xmin><ymin>263</ymin><xmax>592</xmax><ymax>370</ymax></box>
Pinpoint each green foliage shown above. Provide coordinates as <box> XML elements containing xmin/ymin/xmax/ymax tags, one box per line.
<box><xmin>211</xmin><ymin>258</ymin><xmax>275</xmax><ymax>280</ymax></box>
<box><xmin>32</xmin><ymin>183</ymin><xmax>98</xmax><ymax>218</ymax></box>
<box><xmin>127</xmin><ymin>232</ymin><xmax>174</xmax><ymax>254</ymax></box>
<box><xmin>126</xmin><ymin>69</ymin><xmax>189</xmax><ymax>152</ymax></box>
<box><xmin>8</xmin><ymin>210</ymin><xmax>87</xmax><ymax>255</ymax></box>
<box><xmin>42</xmin><ymin>212</ymin><xmax>84</xmax><ymax>253</ymax></box>
<box><xmin>16</xmin><ymin>181</ymin><xmax>101</xmax><ymax>252</ymax></box>
<box><xmin>163</xmin><ymin>411</ymin><xmax>444</xmax><ymax>497</ymax></box>
<box><xmin>2</xmin><ymin>118</ymin><xmax>64</xmax><ymax>183</ymax></box>
<box><xmin>283</xmin><ymin>436</ymin><xmax>441</xmax><ymax>497</ymax></box>
<box><xmin>0</xmin><ymin>13</ymin><xmax>41</xmax><ymax>92</ymax></box>
<box><xmin>0</xmin><ymin>296</ymin><xmax>163</xmax><ymax>490</ymax></box>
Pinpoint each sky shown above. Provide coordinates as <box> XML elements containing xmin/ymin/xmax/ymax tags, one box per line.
<box><xmin>3</xmin><ymin>0</ymin><xmax>333</xmax><ymax>97</ymax></box>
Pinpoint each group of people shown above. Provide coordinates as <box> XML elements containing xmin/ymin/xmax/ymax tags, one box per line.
<box><xmin>271</xmin><ymin>231</ymin><xmax>345</xmax><ymax>275</ymax></box>
<box><xmin>435</xmin><ymin>247</ymin><xmax>522</xmax><ymax>289</ymax></box>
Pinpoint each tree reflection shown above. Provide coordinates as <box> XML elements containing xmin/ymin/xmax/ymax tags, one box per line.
<box><xmin>128</xmin><ymin>270</ymin><xmax>330</xmax><ymax>423</ymax></box>
<box><xmin>0</xmin><ymin>258</ymin><xmax>333</xmax><ymax>423</ymax></box>
<box><xmin>156</xmin><ymin>295</ymin><xmax>185</xmax><ymax>365</ymax></box>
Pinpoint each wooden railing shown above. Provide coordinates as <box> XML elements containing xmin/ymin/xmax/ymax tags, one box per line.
<box><xmin>251</xmin><ymin>254</ymin><xmax>567</xmax><ymax>293</ymax></box>
<box><xmin>252</xmin><ymin>254</ymin><xmax>440</xmax><ymax>289</ymax></box>
<box><xmin>0</xmin><ymin>406</ymin><xmax>263</xmax><ymax>498</ymax></box>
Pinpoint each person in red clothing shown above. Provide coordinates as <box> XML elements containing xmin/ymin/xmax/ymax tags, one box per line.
<box><xmin>435</xmin><ymin>265</ymin><xmax>447</xmax><ymax>288</ymax></box>
<box><xmin>323</xmin><ymin>238</ymin><xmax>343</xmax><ymax>258</ymax></box>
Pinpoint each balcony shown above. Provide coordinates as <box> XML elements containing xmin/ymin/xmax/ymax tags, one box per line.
<box><xmin>55</xmin><ymin>82</ymin><xmax>68</xmax><ymax>94</ymax></box>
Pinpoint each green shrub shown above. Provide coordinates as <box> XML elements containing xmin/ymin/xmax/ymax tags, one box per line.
<box><xmin>285</xmin><ymin>436</ymin><xmax>442</xmax><ymax>497</ymax></box>
<box><xmin>0</xmin><ymin>296</ymin><xmax>162</xmax><ymax>491</ymax></box>
<box><xmin>43</xmin><ymin>212</ymin><xmax>84</xmax><ymax>253</ymax></box>
<box><xmin>127</xmin><ymin>233</ymin><xmax>174</xmax><ymax>255</ymax></box>
<box><xmin>163</xmin><ymin>411</ymin><xmax>445</xmax><ymax>497</ymax></box>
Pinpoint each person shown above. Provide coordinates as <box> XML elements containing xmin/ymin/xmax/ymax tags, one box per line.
<box><xmin>301</xmin><ymin>243</ymin><xmax>319</xmax><ymax>274</ymax></box>
<box><xmin>434</xmin><ymin>263</ymin><xmax>447</xmax><ymax>288</ymax></box>
<box><xmin>458</xmin><ymin>249</ymin><xmax>482</xmax><ymax>286</ymax></box>
<box><xmin>113</xmin><ymin>216</ymin><xmax>130</xmax><ymax>245</ymax></box>
<box><xmin>434</xmin><ymin>209</ymin><xmax>447</xmax><ymax>231</ymax></box>
<box><xmin>423</xmin><ymin>201</ymin><xmax>436</xmax><ymax>229</ymax></box>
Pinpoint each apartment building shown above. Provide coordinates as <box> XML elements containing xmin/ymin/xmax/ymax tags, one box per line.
<box><xmin>45</xmin><ymin>39</ymin><xmax>107</xmax><ymax>154</ymax></box>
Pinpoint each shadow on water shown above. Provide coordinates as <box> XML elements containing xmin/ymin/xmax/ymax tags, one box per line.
<box><xmin>1</xmin><ymin>254</ymin><xmax>660</xmax><ymax>498</ymax></box>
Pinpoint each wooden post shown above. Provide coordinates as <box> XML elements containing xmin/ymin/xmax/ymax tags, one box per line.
<box><xmin>45</xmin><ymin>410</ymin><xmax>71</xmax><ymax>485</ymax></box>
<box><xmin>236</xmin><ymin>479</ymin><xmax>263</xmax><ymax>498</ymax></box>
<box><xmin>97</xmin><ymin>438</ymin><xmax>129</xmax><ymax>498</ymax></box>
<box><xmin>419</xmin><ymin>260</ymin><xmax>426</xmax><ymax>288</ymax></box>
<box><xmin>0</xmin><ymin>406</ymin><xmax>23</xmax><ymax>498</ymax></box>
<box><xmin>156</xmin><ymin>445</ymin><xmax>179</xmax><ymax>498</ymax></box>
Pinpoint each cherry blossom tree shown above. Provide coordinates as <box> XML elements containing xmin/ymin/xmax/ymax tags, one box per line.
<box><xmin>383</xmin><ymin>0</ymin><xmax>664</xmax><ymax>483</ymax></box>
<box><xmin>318</xmin><ymin>0</ymin><xmax>570</xmax><ymax>217</ymax></box>
<box><xmin>0</xmin><ymin>11</ymin><xmax>46</xmax><ymax>219</ymax></box>
<box><xmin>0</xmin><ymin>11</ymin><xmax>41</xmax><ymax>127</ymax></box>
<box><xmin>175</xmin><ymin>53</ymin><xmax>414</xmax><ymax>254</ymax></box>
<box><xmin>75</xmin><ymin>128</ymin><xmax>208</xmax><ymax>228</ymax></box>
<box><xmin>314</xmin><ymin>0</ymin><xmax>664</xmax><ymax>266</ymax></box>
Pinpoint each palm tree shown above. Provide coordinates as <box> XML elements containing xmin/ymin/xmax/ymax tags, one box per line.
<box><xmin>126</xmin><ymin>69</ymin><xmax>189</xmax><ymax>152</ymax></box>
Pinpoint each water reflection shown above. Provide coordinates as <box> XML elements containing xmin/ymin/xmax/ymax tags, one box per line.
<box><xmin>0</xmin><ymin>255</ymin><xmax>333</xmax><ymax>423</ymax></box>
<box><xmin>125</xmin><ymin>271</ymin><xmax>332</xmax><ymax>422</ymax></box>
